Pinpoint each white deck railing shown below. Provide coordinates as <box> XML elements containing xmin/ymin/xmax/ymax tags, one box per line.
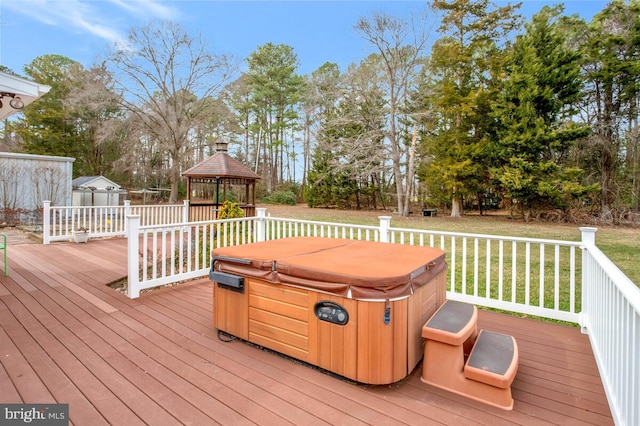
<box><xmin>44</xmin><ymin>203</ymin><xmax>637</xmax><ymax>425</ymax></box>
<box><xmin>580</xmin><ymin>232</ymin><xmax>640</xmax><ymax>426</ymax></box>
<box><xmin>386</xmin><ymin>224</ymin><xmax>583</xmax><ymax>323</ymax></box>
<box><xmin>261</xmin><ymin>215</ymin><xmax>382</xmax><ymax>242</ymax></box>
<box><xmin>126</xmin><ymin>215</ymin><xmax>257</xmax><ymax>297</ymax></box>
<box><xmin>42</xmin><ymin>200</ymin><xmax>189</xmax><ymax>244</ymax></box>
<box><xmin>124</xmin><ymin>209</ymin><xmax>586</xmax><ymax>321</ymax></box>
<box><xmin>255</xmin><ymin>214</ymin><xmax>583</xmax><ymax>322</ymax></box>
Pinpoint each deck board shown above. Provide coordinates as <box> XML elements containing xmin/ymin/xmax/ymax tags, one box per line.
<box><xmin>0</xmin><ymin>237</ymin><xmax>614</xmax><ymax>425</ymax></box>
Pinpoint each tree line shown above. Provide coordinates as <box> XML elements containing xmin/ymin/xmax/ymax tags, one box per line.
<box><xmin>1</xmin><ymin>0</ymin><xmax>638</xmax><ymax>222</ymax></box>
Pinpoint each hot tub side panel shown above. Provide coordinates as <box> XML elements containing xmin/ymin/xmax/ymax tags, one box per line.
<box><xmin>355</xmin><ymin>298</ymin><xmax>407</xmax><ymax>384</ymax></box>
<box><xmin>314</xmin><ymin>295</ymin><xmax>359</xmax><ymax>380</ymax></box>
<box><xmin>213</xmin><ymin>280</ymin><xmax>249</xmax><ymax>340</ymax></box>
<box><xmin>248</xmin><ymin>278</ymin><xmax>320</xmax><ymax>365</ymax></box>
<box><xmin>407</xmin><ymin>270</ymin><xmax>447</xmax><ymax>371</ymax></box>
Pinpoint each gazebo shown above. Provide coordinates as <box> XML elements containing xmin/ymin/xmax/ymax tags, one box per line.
<box><xmin>182</xmin><ymin>142</ymin><xmax>261</xmax><ymax>220</ymax></box>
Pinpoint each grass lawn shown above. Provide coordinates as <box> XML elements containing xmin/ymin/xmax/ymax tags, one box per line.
<box><xmin>261</xmin><ymin>204</ymin><xmax>640</xmax><ymax>288</ymax></box>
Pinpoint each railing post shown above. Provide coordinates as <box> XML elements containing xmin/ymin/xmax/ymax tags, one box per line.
<box><xmin>183</xmin><ymin>199</ymin><xmax>190</xmax><ymax>223</ymax></box>
<box><xmin>580</xmin><ymin>227</ymin><xmax>597</xmax><ymax>246</ymax></box>
<box><xmin>43</xmin><ymin>200</ymin><xmax>51</xmax><ymax>245</ymax></box>
<box><xmin>127</xmin><ymin>215</ymin><xmax>141</xmax><ymax>298</ymax></box>
<box><xmin>378</xmin><ymin>216</ymin><xmax>392</xmax><ymax>243</ymax></box>
<box><xmin>123</xmin><ymin>200</ymin><xmax>131</xmax><ymax>236</ymax></box>
<box><xmin>579</xmin><ymin>227</ymin><xmax>598</xmax><ymax>334</ymax></box>
<box><xmin>256</xmin><ymin>208</ymin><xmax>267</xmax><ymax>242</ymax></box>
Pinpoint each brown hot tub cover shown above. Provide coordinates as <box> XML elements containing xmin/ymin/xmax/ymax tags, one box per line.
<box><xmin>212</xmin><ymin>237</ymin><xmax>446</xmax><ymax>300</ymax></box>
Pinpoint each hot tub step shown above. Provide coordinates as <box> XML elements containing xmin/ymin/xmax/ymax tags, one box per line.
<box><xmin>420</xmin><ymin>301</ymin><xmax>519</xmax><ymax>410</ymax></box>
<box><xmin>421</xmin><ymin>300</ymin><xmax>478</xmax><ymax>354</ymax></box>
<box><xmin>464</xmin><ymin>329</ymin><xmax>518</xmax><ymax>389</ymax></box>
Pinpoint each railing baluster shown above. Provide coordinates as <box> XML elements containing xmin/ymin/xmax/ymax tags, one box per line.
<box><xmin>525</xmin><ymin>242</ymin><xmax>531</xmax><ymax>306</ymax></box>
<box><xmin>473</xmin><ymin>238</ymin><xmax>479</xmax><ymax>296</ymax></box>
<box><xmin>450</xmin><ymin>237</ymin><xmax>456</xmax><ymax>293</ymax></box>
<box><xmin>462</xmin><ymin>237</ymin><xmax>467</xmax><ymax>295</ymax></box>
<box><xmin>511</xmin><ymin>241</ymin><xmax>517</xmax><ymax>303</ymax></box>
<box><xmin>570</xmin><ymin>246</ymin><xmax>576</xmax><ymax>313</ymax></box>
<box><xmin>539</xmin><ymin>244</ymin><xmax>545</xmax><ymax>308</ymax></box>
<box><xmin>498</xmin><ymin>240</ymin><xmax>504</xmax><ymax>302</ymax></box>
<box><xmin>554</xmin><ymin>245</ymin><xmax>560</xmax><ymax>311</ymax></box>
<box><xmin>485</xmin><ymin>239</ymin><xmax>491</xmax><ymax>299</ymax></box>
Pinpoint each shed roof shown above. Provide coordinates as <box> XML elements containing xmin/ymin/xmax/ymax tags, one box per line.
<box><xmin>182</xmin><ymin>152</ymin><xmax>260</xmax><ymax>181</ymax></box>
<box><xmin>72</xmin><ymin>175</ymin><xmax>121</xmax><ymax>189</ymax></box>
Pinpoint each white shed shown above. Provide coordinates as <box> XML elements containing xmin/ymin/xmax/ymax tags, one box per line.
<box><xmin>72</xmin><ymin>176</ymin><xmax>126</xmax><ymax>207</ymax></box>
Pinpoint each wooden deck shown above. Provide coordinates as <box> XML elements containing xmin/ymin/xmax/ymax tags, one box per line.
<box><xmin>0</xmin><ymin>236</ymin><xmax>613</xmax><ymax>425</ymax></box>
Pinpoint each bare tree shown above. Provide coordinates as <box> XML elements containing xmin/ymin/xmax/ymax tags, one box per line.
<box><xmin>108</xmin><ymin>21</ymin><xmax>236</xmax><ymax>202</ymax></box>
<box><xmin>64</xmin><ymin>62</ymin><xmax>126</xmax><ymax>177</ymax></box>
<box><xmin>355</xmin><ymin>10</ymin><xmax>434</xmax><ymax>216</ymax></box>
<box><xmin>331</xmin><ymin>58</ymin><xmax>388</xmax><ymax>182</ymax></box>
<box><xmin>32</xmin><ymin>165</ymin><xmax>67</xmax><ymax>208</ymax></box>
<box><xmin>301</xmin><ymin>62</ymin><xmax>342</xmax><ymax>188</ymax></box>
<box><xmin>0</xmin><ymin>159</ymin><xmax>23</xmax><ymax>211</ymax></box>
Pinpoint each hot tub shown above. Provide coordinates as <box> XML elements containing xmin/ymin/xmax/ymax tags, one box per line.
<box><xmin>210</xmin><ymin>237</ymin><xmax>447</xmax><ymax>384</ymax></box>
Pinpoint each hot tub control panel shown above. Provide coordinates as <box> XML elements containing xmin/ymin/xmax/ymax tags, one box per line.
<box><xmin>314</xmin><ymin>301</ymin><xmax>349</xmax><ymax>325</ymax></box>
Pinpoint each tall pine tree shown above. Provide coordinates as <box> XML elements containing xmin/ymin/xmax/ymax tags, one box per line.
<box><xmin>491</xmin><ymin>5</ymin><xmax>594</xmax><ymax>220</ymax></box>
<box><xmin>423</xmin><ymin>0</ymin><xmax>521</xmax><ymax>217</ymax></box>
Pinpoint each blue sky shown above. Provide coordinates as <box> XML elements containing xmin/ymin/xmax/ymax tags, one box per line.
<box><xmin>1</xmin><ymin>0</ymin><xmax>609</xmax><ymax>77</ymax></box>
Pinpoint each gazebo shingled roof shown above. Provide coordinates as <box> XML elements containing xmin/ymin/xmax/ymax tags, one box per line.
<box><xmin>182</xmin><ymin>152</ymin><xmax>260</xmax><ymax>181</ymax></box>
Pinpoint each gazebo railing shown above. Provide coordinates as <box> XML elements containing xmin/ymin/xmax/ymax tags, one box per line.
<box><xmin>188</xmin><ymin>202</ymin><xmax>256</xmax><ymax>221</ymax></box>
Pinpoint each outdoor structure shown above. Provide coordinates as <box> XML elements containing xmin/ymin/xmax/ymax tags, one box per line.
<box><xmin>210</xmin><ymin>237</ymin><xmax>447</xmax><ymax>385</ymax></box>
<box><xmin>1</xmin><ymin>72</ymin><xmax>57</xmax><ymax>225</ymax></box>
<box><xmin>0</xmin><ymin>70</ymin><xmax>51</xmax><ymax>122</ymax></box>
<box><xmin>182</xmin><ymin>142</ymin><xmax>260</xmax><ymax>220</ymax></box>
<box><xmin>0</xmin><ymin>152</ymin><xmax>74</xmax><ymax>225</ymax></box>
<box><xmin>129</xmin><ymin>188</ymin><xmax>160</xmax><ymax>204</ymax></box>
<box><xmin>72</xmin><ymin>176</ymin><xmax>126</xmax><ymax>207</ymax></box>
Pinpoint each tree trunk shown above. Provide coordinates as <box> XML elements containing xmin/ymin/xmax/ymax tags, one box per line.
<box><xmin>450</xmin><ymin>194</ymin><xmax>462</xmax><ymax>218</ymax></box>
<box><xmin>402</xmin><ymin>125</ymin><xmax>418</xmax><ymax>217</ymax></box>
<box><xmin>169</xmin><ymin>165</ymin><xmax>180</xmax><ymax>203</ymax></box>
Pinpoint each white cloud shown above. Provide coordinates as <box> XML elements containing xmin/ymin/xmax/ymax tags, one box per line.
<box><xmin>2</xmin><ymin>0</ymin><xmax>180</xmax><ymax>46</ymax></box>
<box><xmin>106</xmin><ymin>0</ymin><xmax>180</xmax><ymax>20</ymax></box>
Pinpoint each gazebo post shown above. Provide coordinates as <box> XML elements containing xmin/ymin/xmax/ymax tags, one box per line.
<box><xmin>215</xmin><ymin>178</ymin><xmax>220</xmax><ymax>209</ymax></box>
<box><xmin>251</xmin><ymin>182</ymin><xmax>256</xmax><ymax>205</ymax></box>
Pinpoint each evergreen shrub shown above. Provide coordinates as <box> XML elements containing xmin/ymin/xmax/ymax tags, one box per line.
<box><xmin>262</xmin><ymin>191</ymin><xmax>297</xmax><ymax>205</ymax></box>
